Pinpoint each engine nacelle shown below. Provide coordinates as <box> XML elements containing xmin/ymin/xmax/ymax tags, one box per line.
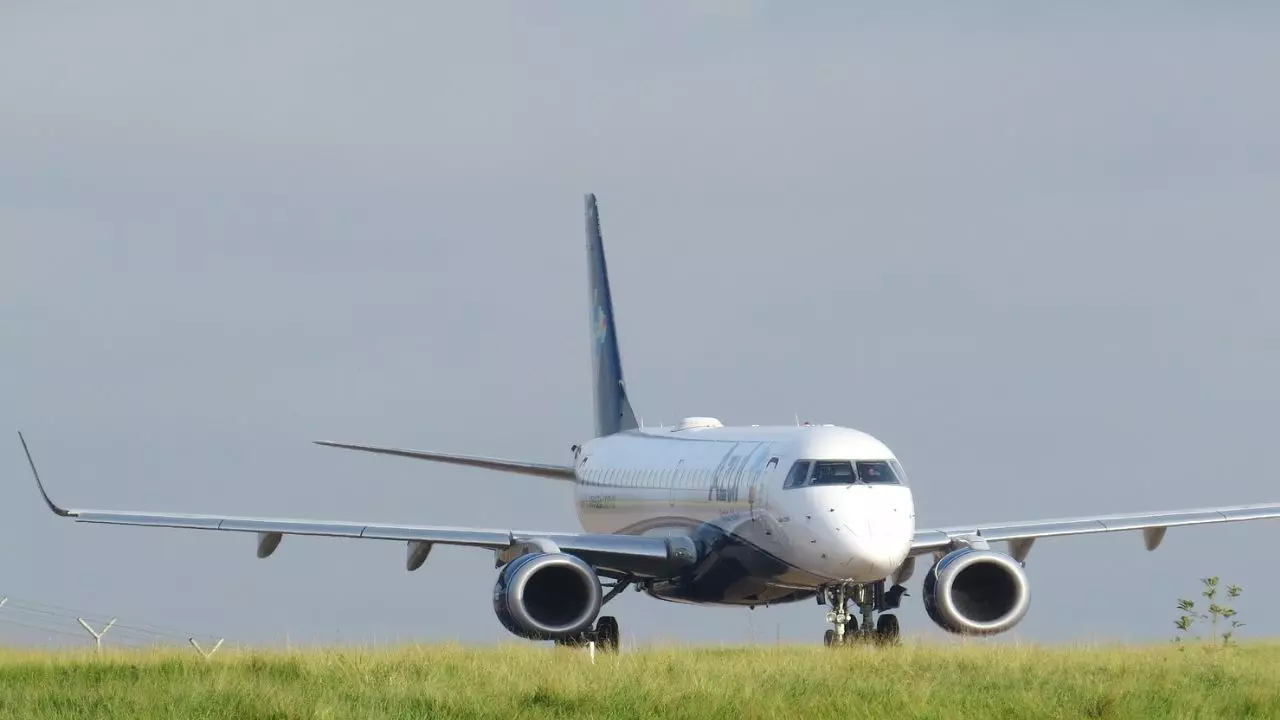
<box><xmin>922</xmin><ymin>548</ymin><xmax>1031</xmax><ymax>636</ymax></box>
<box><xmin>492</xmin><ymin>551</ymin><xmax>603</xmax><ymax>641</ymax></box>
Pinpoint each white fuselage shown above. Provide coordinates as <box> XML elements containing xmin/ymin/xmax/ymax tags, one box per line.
<box><xmin>571</xmin><ymin>419</ymin><xmax>916</xmax><ymax>595</ymax></box>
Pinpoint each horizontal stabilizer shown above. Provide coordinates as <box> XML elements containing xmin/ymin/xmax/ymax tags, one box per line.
<box><xmin>313</xmin><ymin>440</ymin><xmax>576</xmax><ymax>481</ymax></box>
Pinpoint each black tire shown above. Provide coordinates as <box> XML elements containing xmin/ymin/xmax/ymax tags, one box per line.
<box><xmin>823</xmin><ymin>629</ymin><xmax>837</xmax><ymax>647</ymax></box>
<box><xmin>876</xmin><ymin>613</ymin><xmax>901</xmax><ymax>644</ymax></box>
<box><xmin>595</xmin><ymin>616</ymin><xmax>620</xmax><ymax>653</ymax></box>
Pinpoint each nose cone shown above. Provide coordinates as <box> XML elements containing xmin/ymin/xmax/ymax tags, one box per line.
<box><xmin>842</xmin><ymin>518</ymin><xmax>912</xmax><ymax>580</ymax></box>
<box><xmin>815</xmin><ymin>486</ymin><xmax>914</xmax><ymax>581</ymax></box>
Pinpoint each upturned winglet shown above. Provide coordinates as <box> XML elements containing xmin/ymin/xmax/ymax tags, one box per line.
<box><xmin>18</xmin><ymin>432</ymin><xmax>72</xmax><ymax>517</ymax></box>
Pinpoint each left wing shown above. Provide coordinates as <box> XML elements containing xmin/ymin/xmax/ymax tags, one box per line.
<box><xmin>912</xmin><ymin>502</ymin><xmax>1280</xmax><ymax>558</ymax></box>
<box><xmin>18</xmin><ymin>433</ymin><xmax>693</xmax><ymax>579</ymax></box>
<box><xmin>312</xmin><ymin>440</ymin><xmax>577</xmax><ymax>481</ymax></box>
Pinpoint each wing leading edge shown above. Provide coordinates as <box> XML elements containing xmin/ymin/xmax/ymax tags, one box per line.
<box><xmin>18</xmin><ymin>433</ymin><xmax>692</xmax><ymax>579</ymax></box>
<box><xmin>312</xmin><ymin>440</ymin><xmax>577</xmax><ymax>481</ymax></box>
<box><xmin>912</xmin><ymin>502</ymin><xmax>1280</xmax><ymax>555</ymax></box>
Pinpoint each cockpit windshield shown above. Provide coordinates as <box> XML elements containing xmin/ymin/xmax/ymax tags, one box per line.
<box><xmin>811</xmin><ymin>461</ymin><xmax>856</xmax><ymax>485</ymax></box>
<box><xmin>782</xmin><ymin>458</ymin><xmax>903</xmax><ymax>488</ymax></box>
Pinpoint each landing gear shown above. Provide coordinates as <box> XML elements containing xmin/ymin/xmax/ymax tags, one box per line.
<box><xmin>875</xmin><ymin>613</ymin><xmax>900</xmax><ymax>643</ymax></box>
<box><xmin>552</xmin><ymin>615</ymin><xmax>620</xmax><ymax>651</ymax></box>
<box><xmin>553</xmin><ymin>578</ymin><xmax>630</xmax><ymax>652</ymax></box>
<box><xmin>819</xmin><ymin>581</ymin><xmax>906</xmax><ymax>647</ymax></box>
<box><xmin>595</xmin><ymin>616</ymin><xmax>620</xmax><ymax>652</ymax></box>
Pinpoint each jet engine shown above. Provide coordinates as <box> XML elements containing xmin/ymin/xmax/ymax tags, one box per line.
<box><xmin>492</xmin><ymin>551</ymin><xmax>603</xmax><ymax>640</ymax></box>
<box><xmin>922</xmin><ymin>548</ymin><xmax>1030</xmax><ymax>636</ymax></box>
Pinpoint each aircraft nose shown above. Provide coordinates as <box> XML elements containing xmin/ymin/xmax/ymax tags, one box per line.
<box><xmin>825</xmin><ymin>489</ymin><xmax>914</xmax><ymax>580</ymax></box>
<box><xmin>841</xmin><ymin>531</ymin><xmax>908</xmax><ymax>579</ymax></box>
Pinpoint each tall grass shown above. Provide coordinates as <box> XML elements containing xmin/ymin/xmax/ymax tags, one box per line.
<box><xmin>1</xmin><ymin>641</ymin><xmax>1277</xmax><ymax>719</ymax></box>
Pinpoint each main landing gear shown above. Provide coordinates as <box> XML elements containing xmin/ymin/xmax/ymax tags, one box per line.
<box><xmin>555</xmin><ymin>615</ymin><xmax>621</xmax><ymax>652</ymax></box>
<box><xmin>819</xmin><ymin>580</ymin><xmax>907</xmax><ymax>647</ymax></box>
<box><xmin>553</xmin><ymin>579</ymin><xmax>630</xmax><ymax>653</ymax></box>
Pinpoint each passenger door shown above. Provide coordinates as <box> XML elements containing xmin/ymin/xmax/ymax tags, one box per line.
<box><xmin>669</xmin><ymin>459</ymin><xmax>684</xmax><ymax>507</ymax></box>
<box><xmin>711</xmin><ymin>442</ymin><xmax>763</xmax><ymax>509</ymax></box>
<box><xmin>747</xmin><ymin>445</ymin><xmax>776</xmax><ymax>521</ymax></box>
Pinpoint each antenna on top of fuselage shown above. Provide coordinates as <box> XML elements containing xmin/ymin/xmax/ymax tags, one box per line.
<box><xmin>585</xmin><ymin>193</ymin><xmax>639</xmax><ymax>439</ymax></box>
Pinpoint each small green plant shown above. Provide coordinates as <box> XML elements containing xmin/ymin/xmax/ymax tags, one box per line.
<box><xmin>1174</xmin><ymin>576</ymin><xmax>1244</xmax><ymax>648</ymax></box>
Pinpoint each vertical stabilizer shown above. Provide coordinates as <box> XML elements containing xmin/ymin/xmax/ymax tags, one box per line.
<box><xmin>585</xmin><ymin>193</ymin><xmax>639</xmax><ymax>437</ymax></box>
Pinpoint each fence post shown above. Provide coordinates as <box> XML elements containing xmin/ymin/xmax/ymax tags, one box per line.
<box><xmin>189</xmin><ymin>637</ymin><xmax>225</xmax><ymax>659</ymax></box>
<box><xmin>77</xmin><ymin>618</ymin><xmax>116</xmax><ymax>652</ymax></box>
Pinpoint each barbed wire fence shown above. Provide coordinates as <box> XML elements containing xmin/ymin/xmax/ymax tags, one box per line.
<box><xmin>0</xmin><ymin>594</ymin><xmax>227</xmax><ymax>657</ymax></box>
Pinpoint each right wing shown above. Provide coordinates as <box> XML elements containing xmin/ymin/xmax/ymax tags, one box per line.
<box><xmin>313</xmin><ymin>440</ymin><xmax>577</xmax><ymax>481</ymax></box>
<box><xmin>19</xmin><ymin>433</ymin><xmax>690</xmax><ymax>579</ymax></box>
<box><xmin>911</xmin><ymin>502</ymin><xmax>1280</xmax><ymax>557</ymax></box>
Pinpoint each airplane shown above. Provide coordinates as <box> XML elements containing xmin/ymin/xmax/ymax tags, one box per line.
<box><xmin>18</xmin><ymin>193</ymin><xmax>1280</xmax><ymax>650</ymax></box>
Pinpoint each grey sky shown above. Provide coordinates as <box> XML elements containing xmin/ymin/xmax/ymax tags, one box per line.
<box><xmin>4</xmin><ymin>3</ymin><xmax>1278</xmax><ymax>648</ymax></box>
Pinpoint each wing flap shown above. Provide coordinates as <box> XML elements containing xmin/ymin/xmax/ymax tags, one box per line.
<box><xmin>69</xmin><ymin>508</ymin><xmax>516</xmax><ymax>546</ymax></box>
<box><xmin>313</xmin><ymin>440</ymin><xmax>577</xmax><ymax>480</ymax></box>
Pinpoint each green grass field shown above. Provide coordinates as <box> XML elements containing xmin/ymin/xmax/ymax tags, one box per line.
<box><xmin>1</xmin><ymin>641</ymin><xmax>1277</xmax><ymax>719</ymax></box>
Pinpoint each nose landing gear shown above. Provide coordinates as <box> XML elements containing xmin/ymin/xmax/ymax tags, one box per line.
<box><xmin>819</xmin><ymin>580</ymin><xmax>905</xmax><ymax>646</ymax></box>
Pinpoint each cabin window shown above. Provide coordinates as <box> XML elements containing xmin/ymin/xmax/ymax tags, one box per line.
<box><xmin>783</xmin><ymin>461</ymin><xmax>812</xmax><ymax>489</ymax></box>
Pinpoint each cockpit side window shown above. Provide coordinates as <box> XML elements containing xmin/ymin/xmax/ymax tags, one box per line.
<box><xmin>889</xmin><ymin>459</ymin><xmax>909</xmax><ymax>485</ymax></box>
<box><xmin>855</xmin><ymin>460</ymin><xmax>901</xmax><ymax>485</ymax></box>
<box><xmin>783</xmin><ymin>460</ymin><xmax>812</xmax><ymax>489</ymax></box>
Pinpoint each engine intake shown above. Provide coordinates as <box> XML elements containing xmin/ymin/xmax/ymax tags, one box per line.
<box><xmin>922</xmin><ymin>548</ymin><xmax>1030</xmax><ymax>636</ymax></box>
<box><xmin>492</xmin><ymin>552</ymin><xmax>602</xmax><ymax>640</ymax></box>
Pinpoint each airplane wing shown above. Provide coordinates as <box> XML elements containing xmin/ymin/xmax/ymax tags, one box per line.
<box><xmin>18</xmin><ymin>434</ymin><xmax>691</xmax><ymax>579</ymax></box>
<box><xmin>911</xmin><ymin>502</ymin><xmax>1280</xmax><ymax>557</ymax></box>
<box><xmin>312</xmin><ymin>440</ymin><xmax>577</xmax><ymax>481</ymax></box>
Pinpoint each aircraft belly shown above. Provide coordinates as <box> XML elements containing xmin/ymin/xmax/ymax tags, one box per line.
<box><xmin>639</xmin><ymin>515</ymin><xmax>824</xmax><ymax>606</ymax></box>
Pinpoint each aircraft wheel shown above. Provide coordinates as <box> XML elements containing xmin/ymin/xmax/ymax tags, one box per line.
<box><xmin>875</xmin><ymin>614</ymin><xmax>901</xmax><ymax>644</ymax></box>
<box><xmin>595</xmin><ymin>616</ymin><xmax>620</xmax><ymax>653</ymax></box>
<box><xmin>823</xmin><ymin>629</ymin><xmax>837</xmax><ymax>647</ymax></box>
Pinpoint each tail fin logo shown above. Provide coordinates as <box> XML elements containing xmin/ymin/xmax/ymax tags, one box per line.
<box><xmin>593</xmin><ymin>304</ymin><xmax>609</xmax><ymax>346</ymax></box>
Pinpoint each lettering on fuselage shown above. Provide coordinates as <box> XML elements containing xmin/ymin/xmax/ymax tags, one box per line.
<box><xmin>708</xmin><ymin>452</ymin><xmax>743</xmax><ymax>503</ymax></box>
<box><xmin>581</xmin><ymin>494</ymin><xmax>617</xmax><ymax>509</ymax></box>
